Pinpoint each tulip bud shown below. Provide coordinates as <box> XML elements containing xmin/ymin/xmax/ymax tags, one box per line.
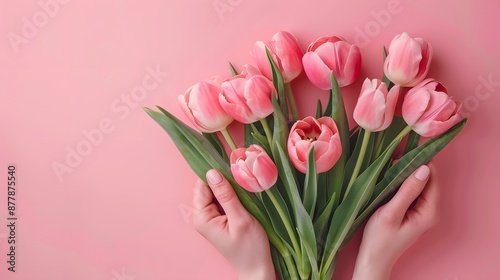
<box><xmin>219</xmin><ymin>74</ymin><xmax>277</xmax><ymax>124</ymax></box>
<box><xmin>251</xmin><ymin>31</ymin><xmax>304</xmax><ymax>83</ymax></box>
<box><xmin>230</xmin><ymin>145</ymin><xmax>278</xmax><ymax>192</ymax></box>
<box><xmin>353</xmin><ymin>78</ymin><xmax>400</xmax><ymax>132</ymax></box>
<box><xmin>178</xmin><ymin>78</ymin><xmax>233</xmax><ymax>133</ymax></box>
<box><xmin>287</xmin><ymin>116</ymin><xmax>342</xmax><ymax>173</ymax></box>
<box><xmin>402</xmin><ymin>79</ymin><xmax>462</xmax><ymax>137</ymax></box>
<box><xmin>384</xmin><ymin>32</ymin><xmax>432</xmax><ymax>87</ymax></box>
<box><xmin>302</xmin><ymin>36</ymin><xmax>362</xmax><ymax>89</ymax></box>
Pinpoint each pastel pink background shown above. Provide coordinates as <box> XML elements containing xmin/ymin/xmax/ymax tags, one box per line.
<box><xmin>1</xmin><ymin>0</ymin><xmax>499</xmax><ymax>279</ymax></box>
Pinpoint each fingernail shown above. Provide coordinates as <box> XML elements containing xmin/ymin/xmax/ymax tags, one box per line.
<box><xmin>415</xmin><ymin>165</ymin><xmax>430</xmax><ymax>181</ymax></box>
<box><xmin>207</xmin><ymin>169</ymin><xmax>222</xmax><ymax>185</ymax></box>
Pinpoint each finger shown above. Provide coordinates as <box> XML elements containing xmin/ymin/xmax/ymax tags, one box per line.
<box><xmin>193</xmin><ymin>178</ymin><xmax>214</xmax><ymax>210</ymax></box>
<box><xmin>384</xmin><ymin>165</ymin><xmax>431</xmax><ymax>222</ymax></box>
<box><xmin>192</xmin><ymin>179</ymin><xmax>221</xmax><ymax>227</ymax></box>
<box><xmin>413</xmin><ymin>162</ymin><xmax>440</xmax><ymax>219</ymax></box>
<box><xmin>206</xmin><ymin>169</ymin><xmax>248</xmax><ymax>221</ymax></box>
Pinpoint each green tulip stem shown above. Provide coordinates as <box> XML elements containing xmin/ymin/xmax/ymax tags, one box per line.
<box><xmin>220</xmin><ymin>128</ymin><xmax>237</xmax><ymax>150</ymax></box>
<box><xmin>345</xmin><ymin>130</ymin><xmax>372</xmax><ymax>199</ymax></box>
<box><xmin>285</xmin><ymin>83</ymin><xmax>299</xmax><ymax>120</ymax></box>
<box><xmin>264</xmin><ymin>188</ymin><xmax>303</xmax><ymax>269</ymax></box>
<box><xmin>373</xmin><ymin>130</ymin><xmax>385</xmax><ymax>160</ymax></box>
<box><xmin>389</xmin><ymin>125</ymin><xmax>413</xmax><ymax>148</ymax></box>
<box><xmin>260</xmin><ymin>118</ymin><xmax>274</xmax><ymax>146</ymax></box>
<box><xmin>280</xmin><ymin>245</ymin><xmax>300</xmax><ymax>280</ymax></box>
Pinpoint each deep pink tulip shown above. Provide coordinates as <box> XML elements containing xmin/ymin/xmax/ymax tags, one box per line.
<box><xmin>287</xmin><ymin>116</ymin><xmax>342</xmax><ymax>173</ymax></box>
<box><xmin>251</xmin><ymin>31</ymin><xmax>304</xmax><ymax>83</ymax></box>
<box><xmin>402</xmin><ymin>79</ymin><xmax>462</xmax><ymax>138</ymax></box>
<box><xmin>384</xmin><ymin>32</ymin><xmax>432</xmax><ymax>87</ymax></box>
<box><xmin>219</xmin><ymin>73</ymin><xmax>277</xmax><ymax>124</ymax></box>
<box><xmin>178</xmin><ymin>78</ymin><xmax>233</xmax><ymax>133</ymax></box>
<box><xmin>230</xmin><ymin>145</ymin><xmax>278</xmax><ymax>192</ymax></box>
<box><xmin>353</xmin><ymin>78</ymin><xmax>400</xmax><ymax>132</ymax></box>
<box><xmin>302</xmin><ymin>36</ymin><xmax>362</xmax><ymax>89</ymax></box>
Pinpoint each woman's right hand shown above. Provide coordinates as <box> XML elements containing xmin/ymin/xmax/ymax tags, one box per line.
<box><xmin>353</xmin><ymin>163</ymin><xmax>440</xmax><ymax>280</ymax></box>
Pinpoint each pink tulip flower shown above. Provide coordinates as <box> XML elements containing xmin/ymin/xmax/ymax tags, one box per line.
<box><xmin>219</xmin><ymin>73</ymin><xmax>277</xmax><ymax>124</ymax></box>
<box><xmin>302</xmin><ymin>36</ymin><xmax>362</xmax><ymax>89</ymax></box>
<box><xmin>230</xmin><ymin>144</ymin><xmax>278</xmax><ymax>192</ymax></box>
<box><xmin>353</xmin><ymin>78</ymin><xmax>400</xmax><ymax>132</ymax></box>
<box><xmin>384</xmin><ymin>32</ymin><xmax>432</xmax><ymax>87</ymax></box>
<box><xmin>288</xmin><ymin>116</ymin><xmax>342</xmax><ymax>173</ymax></box>
<box><xmin>402</xmin><ymin>79</ymin><xmax>462</xmax><ymax>138</ymax></box>
<box><xmin>240</xmin><ymin>64</ymin><xmax>262</xmax><ymax>77</ymax></box>
<box><xmin>251</xmin><ymin>31</ymin><xmax>304</xmax><ymax>83</ymax></box>
<box><xmin>178</xmin><ymin>78</ymin><xmax>233</xmax><ymax>133</ymax></box>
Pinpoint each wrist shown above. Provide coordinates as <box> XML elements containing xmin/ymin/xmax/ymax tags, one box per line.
<box><xmin>238</xmin><ymin>262</ymin><xmax>276</xmax><ymax>280</ymax></box>
<box><xmin>352</xmin><ymin>253</ymin><xmax>395</xmax><ymax>280</ymax></box>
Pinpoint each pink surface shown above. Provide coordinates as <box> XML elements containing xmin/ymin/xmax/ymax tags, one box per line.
<box><xmin>1</xmin><ymin>0</ymin><xmax>499</xmax><ymax>279</ymax></box>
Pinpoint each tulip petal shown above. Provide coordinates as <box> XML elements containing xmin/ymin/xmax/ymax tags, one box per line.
<box><xmin>403</xmin><ymin>89</ymin><xmax>431</xmax><ymax>126</ymax></box>
<box><xmin>385</xmin><ymin>35</ymin><xmax>423</xmax><ymax>86</ymax></box>
<box><xmin>253</xmin><ymin>154</ymin><xmax>278</xmax><ymax>190</ymax></box>
<box><xmin>219</xmin><ymin>94</ymin><xmax>256</xmax><ymax>124</ymax></box>
<box><xmin>410</xmin><ymin>38</ymin><xmax>432</xmax><ymax>87</ymax></box>
<box><xmin>251</xmin><ymin>41</ymin><xmax>273</xmax><ymax>81</ymax></box>
<box><xmin>231</xmin><ymin>163</ymin><xmax>261</xmax><ymax>192</ymax></box>
<box><xmin>303</xmin><ymin>52</ymin><xmax>333</xmax><ymax>90</ymax></box>
<box><xmin>244</xmin><ymin>76</ymin><xmax>275</xmax><ymax>119</ymax></box>
<box><xmin>315</xmin><ymin>134</ymin><xmax>342</xmax><ymax>173</ymax></box>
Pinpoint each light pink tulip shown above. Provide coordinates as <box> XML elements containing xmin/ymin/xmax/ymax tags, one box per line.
<box><xmin>219</xmin><ymin>73</ymin><xmax>277</xmax><ymax>124</ymax></box>
<box><xmin>302</xmin><ymin>36</ymin><xmax>362</xmax><ymax>89</ymax></box>
<box><xmin>251</xmin><ymin>31</ymin><xmax>304</xmax><ymax>83</ymax></box>
<box><xmin>287</xmin><ymin>116</ymin><xmax>342</xmax><ymax>173</ymax></box>
<box><xmin>353</xmin><ymin>78</ymin><xmax>400</xmax><ymax>132</ymax></box>
<box><xmin>230</xmin><ymin>144</ymin><xmax>278</xmax><ymax>192</ymax></box>
<box><xmin>384</xmin><ymin>32</ymin><xmax>432</xmax><ymax>87</ymax></box>
<box><xmin>178</xmin><ymin>78</ymin><xmax>233</xmax><ymax>133</ymax></box>
<box><xmin>240</xmin><ymin>64</ymin><xmax>262</xmax><ymax>77</ymax></box>
<box><xmin>402</xmin><ymin>79</ymin><xmax>462</xmax><ymax>138</ymax></box>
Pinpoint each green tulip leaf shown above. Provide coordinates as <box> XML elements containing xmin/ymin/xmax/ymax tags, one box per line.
<box><xmin>303</xmin><ymin>147</ymin><xmax>318</xmax><ymax>218</ymax></box>
<box><xmin>271</xmin><ymin>94</ymin><xmax>289</xmax><ymax>156</ymax></box>
<box><xmin>320</xmin><ymin>138</ymin><xmax>400</xmax><ymax>278</ymax></box>
<box><xmin>262</xmin><ymin>187</ymin><xmax>295</xmax><ymax>250</ymax></box>
<box><xmin>315</xmin><ymin>99</ymin><xmax>323</xmax><ymax>119</ymax></box>
<box><xmin>298</xmin><ymin>228</ymin><xmax>320</xmax><ymax>280</ymax></box>
<box><xmin>202</xmin><ymin>132</ymin><xmax>228</xmax><ymax>162</ymax></box>
<box><xmin>381</xmin><ymin>46</ymin><xmax>394</xmax><ymax>89</ymax></box>
<box><xmin>343</xmin><ymin>129</ymin><xmax>376</xmax><ymax>198</ymax></box>
<box><xmin>312</xmin><ymin>191</ymin><xmax>336</xmax><ymax>258</ymax></box>
<box><xmin>326</xmin><ymin>73</ymin><xmax>350</xmax><ymax>159</ymax></box>
<box><xmin>345</xmin><ymin>118</ymin><xmax>468</xmax><ymax>243</ymax></box>
<box><xmin>374</xmin><ymin>116</ymin><xmax>407</xmax><ymax>158</ymax></box>
<box><xmin>144</xmin><ymin>106</ymin><xmax>285</xmax><ymax>253</ymax></box>
<box><xmin>244</xmin><ymin>123</ymin><xmax>260</xmax><ymax>147</ymax></box>
<box><xmin>403</xmin><ymin>130</ymin><xmax>420</xmax><ymax>155</ymax></box>
<box><xmin>229</xmin><ymin>62</ymin><xmax>238</xmax><ymax>76</ymax></box>
<box><xmin>266</xmin><ymin>48</ymin><xmax>287</xmax><ymax>120</ymax></box>
<box><xmin>271</xmin><ymin>246</ymin><xmax>292</xmax><ymax>280</ymax></box>
<box><xmin>274</xmin><ymin>145</ymin><xmax>317</xmax><ymax>276</ymax></box>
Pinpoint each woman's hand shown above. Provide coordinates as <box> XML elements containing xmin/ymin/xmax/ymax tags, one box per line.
<box><xmin>192</xmin><ymin>169</ymin><xmax>276</xmax><ymax>280</ymax></box>
<box><xmin>353</xmin><ymin>163</ymin><xmax>440</xmax><ymax>280</ymax></box>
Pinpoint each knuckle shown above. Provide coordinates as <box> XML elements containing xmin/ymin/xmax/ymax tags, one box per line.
<box><xmin>378</xmin><ymin>209</ymin><xmax>398</xmax><ymax>224</ymax></box>
<box><xmin>232</xmin><ymin>217</ymin><xmax>253</xmax><ymax>233</ymax></box>
<box><xmin>401</xmin><ymin>182</ymin><xmax>423</xmax><ymax>200</ymax></box>
<box><xmin>212</xmin><ymin>185</ymin><xmax>235</xmax><ymax>204</ymax></box>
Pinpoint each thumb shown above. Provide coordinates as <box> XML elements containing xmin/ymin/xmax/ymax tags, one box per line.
<box><xmin>384</xmin><ymin>165</ymin><xmax>430</xmax><ymax>222</ymax></box>
<box><xmin>206</xmin><ymin>169</ymin><xmax>248</xmax><ymax>221</ymax></box>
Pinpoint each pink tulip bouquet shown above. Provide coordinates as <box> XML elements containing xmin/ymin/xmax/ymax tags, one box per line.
<box><xmin>145</xmin><ymin>31</ymin><xmax>466</xmax><ymax>280</ymax></box>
